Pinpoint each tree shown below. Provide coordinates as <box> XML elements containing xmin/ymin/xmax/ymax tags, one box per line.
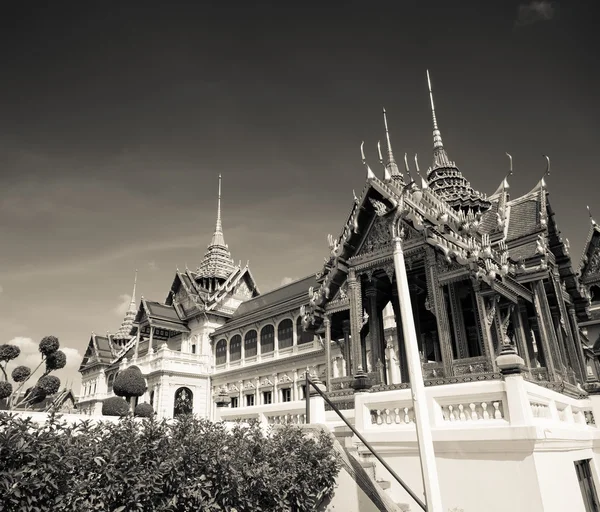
<box><xmin>113</xmin><ymin>366</ymin><xmax>147</xmax><ymax>409</ymax></box>
<box><xmin>0</xmin><ymin>335</ymin><xmax>67</xmax><ymax>410</ymax></box>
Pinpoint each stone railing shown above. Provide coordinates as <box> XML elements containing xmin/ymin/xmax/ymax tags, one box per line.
<box><xmin>215</xmin><ymin>400</ymin><xmax>308</xmax><ymax>425</ymax></box>
<box><xmin>524</xmin><ymin>381</ymin><xmax>596</xmax><ymax>427</ymax></box>
<box><xmin>129</xmin><ymin>346</ymin><xmax>211</xmax><ymax>375</ymax></box>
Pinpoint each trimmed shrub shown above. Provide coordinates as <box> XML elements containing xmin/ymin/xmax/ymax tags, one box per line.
<box><xmin>39</xmin><ymin>335</ymin><xmax>60</xmax><ymax>356</ymax></box>
<box><xmin>0</xmin><ymin>344</ymin><xmax>20</xmax><ymax>362</ymax></box>
<box><xmin>0</xmin><ymin>413</ymin><xmax>341</xmax><ymax>511</ymax></box>
<box><xmin>11</xmin><ymin>365</ymin><xmax>31</xmax><ymax>382</ymax></box>
<box><xmin>134</xmin><ymin>402</ymin><xmax>154</xmax><ymax>418</ymax></box>
<box><xmin>46</xmin><ymin>350</ymin><xmax>67</xmax><ymax>371</ymax></box>
<box><xmin>0</xmin><ymin>381</ymin><xmax>12</xmax><ymax>400</ymax></box>
<box><xmin>37</xmin><ymin>375</ymin><xmax>61</xmax><ymax>395</ymax></box>
<box><xmin>102</xmin><ymin>396</ymin><xmax>130</xmax><ymax>417</ymax></box>
<box><xmin>113</xmin><ymin>367</ymin><xmax>147</xmax><ymax>401</ymax></box>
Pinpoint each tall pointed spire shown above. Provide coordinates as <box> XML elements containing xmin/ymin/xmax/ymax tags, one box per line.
<box><xmin>426</xmin><ymin>70</ymin><xmax>452</xmax><ymax>171</ymax></box>
<box><xmin>113</xmin><ymin>269</ymin><xmax>139</xmax><ymax>342</ymax></box>
<box><xmin>424</xmin><ymin>70</ymin><xmax>491</xmax><ymax>213</ymax></box>
<box><xmin>210</xmin><ymin>174</ymin><xmax>226</xmax><ymax>247</ymax></box>
<box><xmin>382</xmin><ymin>108</ymin><xmax>404</xmax><ymax>183</ymax></box>
<box><xmin>197</xmin><ymin>174</ymin><xmax>236</xmax><ymax>280</ymax></box>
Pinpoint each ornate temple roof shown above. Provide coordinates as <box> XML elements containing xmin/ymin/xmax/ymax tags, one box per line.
<box><xmin>113</xmin><ymin>270</ymin><xmax>138</xmax><ymax>341</ymax></box>
<box><xmin>425</xmin><ymin>71</ymin><xmax>492</xmax><ymax>213</ymax></box>
<box><xmin>196</xmin><ymin>174</ymin><xmax>236</xmax><ymax>280</ymax></box>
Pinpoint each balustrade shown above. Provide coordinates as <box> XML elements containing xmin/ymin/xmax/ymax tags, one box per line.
<box><xmin>440</xmin><ymin>401</ymin><xmax>504</xmax><ymax>422</ymax></box>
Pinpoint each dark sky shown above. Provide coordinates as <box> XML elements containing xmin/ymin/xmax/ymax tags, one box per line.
<box><xmin>0</xmin><ymin>1</ymin><xmax>596</xmax><ymax>387</ymax></box>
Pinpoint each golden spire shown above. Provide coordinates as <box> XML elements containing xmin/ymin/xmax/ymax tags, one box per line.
<box><xmin>113</xmin><ymin>269</ymin><xmax>139</xmax><ymax>341</ymax></box>
<box><xmin>211</xmin><ymin>174</ymin><xmax>225</xmax><ymax>247</ymax></box>
<box><xmin>427</xmin><ymin>70</ymin><xmax>443</xmax><ymax>150</ymax></box>
<box><xmin>588</xmin><ymin>206</ymin><xmax>597</xmax><ymax>227</ymax></box>
<box><xmin>382</xmin><ymin>108</ymin><xmax>403</xmax><ymax>181</ymax></box>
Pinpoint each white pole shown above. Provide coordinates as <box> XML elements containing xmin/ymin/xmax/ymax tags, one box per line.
<box><xmin>392</xmin><ymin>232</ymin><xmax>444</xmax><ymax>512</ymax></box>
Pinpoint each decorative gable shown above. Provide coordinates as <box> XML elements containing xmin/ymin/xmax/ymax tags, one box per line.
<box><xmin>583</xmin><ymin>239</ymin><xmax>600</xmax><ymax>281</ymax></box>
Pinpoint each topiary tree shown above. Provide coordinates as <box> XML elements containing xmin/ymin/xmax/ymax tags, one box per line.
<box><xmin>102</xmin><ymin>396</ymin><xmax>131</xmax><ymax>417</ymax></box>
<box><xmin>113</xmin><ymin>367</ymin><xmax>147</xmax><ymax>409</ymax></box>
<box><xmin>0</xmin><ymin>335</ymin><xmax>68</xmax><ymax>410</ymax></box>
<box><xmin>134</xmin><ymin>402</ymin><xmax>154</xmax><ymax>418</ymax></box>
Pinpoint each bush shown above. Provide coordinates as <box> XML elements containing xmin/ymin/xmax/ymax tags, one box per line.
<box><xmin>0</xmin><ymin>345</ymin><xmax>20</xmax><ymax>362</ymax></box>
<box><xmin>0</xmin><ymin>414</ymin><xmax>341</xmax><ymax>511</ymax></box>
<box><xmin>39</xmin><ymin>335</ymin><xmax>60</xmax><ymax>356</ymax></box>
<box><xmin>37</xmin><ymin>375</ymin><xmax>61</xmax><ymax>395</ymax></box>
<box><xmin>113</xmin><ymin>367</ymin><xmax>147</xmax><ymax>401</ymax></box>
<box><xmin>11</xmin><ymin>365</ymin><xmax>31</xmax><ymax>382</ymax></box>
<box><xmin>45</xmin><ymin>350</ymin><xmax>67</xmax><ymax>371</ymax></box>
<box><xmin>0</xmin><ymin>381</ymin><xmax>12</xmax><ymax>400</ymax></box>
<box><xmin>134</xmin><ymin>402</ymin><xmax>154</xmax><ymax>418</ymax></box>
<box><xmin>102</xmin><ymin>396</ymin><xmax>130</xmax><ymax>417</ymax></box>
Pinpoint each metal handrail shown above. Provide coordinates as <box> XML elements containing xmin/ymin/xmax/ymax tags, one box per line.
<box><xmin>305</xmin><ymin>374</ymin><xmax>427</xmax><ymax>511</ymax></box>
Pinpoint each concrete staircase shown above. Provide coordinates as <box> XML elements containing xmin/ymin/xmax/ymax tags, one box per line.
<box><xmin>323</xmin><ymin>425</ymin><xmax>413</xmax><ymax>512</ymax></box>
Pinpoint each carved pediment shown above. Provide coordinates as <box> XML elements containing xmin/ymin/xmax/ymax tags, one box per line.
<box><xmin>356</xmin><ymin>216</ymin><xmax>420</xmax><ymax>257</ymax></box>
<box><xmin>583</xmin><ymin>241</ymin><xmax>600</xmax><ymax>280</ymax></box>
<box><xmin>437</xmin><ymin>255</ymin><xmax>466</xmax><ymax>273</ymax></box>
<box><xmin>234</xmin><ymin>279</ymin><xmax>254</xmax><ymax>300</ymax></box>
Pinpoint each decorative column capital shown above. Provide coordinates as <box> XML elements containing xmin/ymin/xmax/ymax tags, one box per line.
<box><xmin>348</xmin><ymin>267</ymin><xmax>356</xmax><ymax>281</ymax></box>
<box><xmin>365</xmin><ymin>285</ymin><xmax>378</xmax><ymax>297</ymax></box>
<box><xmin>323</xmin><ymin>315</ymin><xmax>331</xmax><ymax>327</ymax></box>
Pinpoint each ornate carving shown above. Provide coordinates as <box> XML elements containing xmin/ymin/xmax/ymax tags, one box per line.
<box><xmin>536</xmin><ymin>234</ymin><xmax>548</xmax><ymax>255</ymax></box>
<box><xmin>383</xmin><ymin>263</ymin><xmax>395</xmax><ymax>283</ymax></box>
<box><xmin>485</xmin><ymin>295</ymin><xmax>500</xmax><ymax>327</ymax></box>
<box><xmin>587</xmin><ymin>248</ymin><xmax>600</xmax><ymax>276</ymax></box>
<box><xmin>369</xmin><ymin>198</ymin><xmax>389</xmax><ymax>217</ymax></box>
<box><xmin>359</xmin><ymin>216</ymin><xmax>392</xmax><ymax>255</ymax></box>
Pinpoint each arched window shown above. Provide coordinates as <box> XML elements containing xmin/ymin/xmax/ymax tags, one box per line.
<box><xmin>216</xmin><ymin>339</ymin><xmax>227</xmax><ymax>365</ymax></box>
<box><xmin>107</xmin><ymin>374</ymin><xmax>115</xmax><ymax>392</ymax></box>
<box><xmin>260</xmin><ymin>325</ymin><xmax>275</xmax><ymax>353</ymax></box>
<box><xmin>296</xmin><ymin>317</ymin><xmax>313</xmax><ymax>345</ymax></box>
<box><xmin>278</xmin><ymin>319</ymin><xmax>293</xmax><ymax>349</ymax></box>
<box><xmin>173</xmin><ymin>387</ymin><xmax>193</xmax><ymax>417</ymax></box>
<box><xmin>244</xmin><ymin>330</ymin><xmax>257</xmax><ymax>358</ymax></box>
<box><xmin>230</xmin><ymin>335</ymin><xmax>242</xmax><ymax>361</ymax></box>
<box><xmin>150</xmin><ymin>390</ymin><xmax>155</xmax><ymax>407</ymax></box>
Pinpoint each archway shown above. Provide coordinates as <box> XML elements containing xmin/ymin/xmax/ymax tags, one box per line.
<box><xmin>173</xmin><ymin>387</ymin><xmax>193</xmax><ymax>417</ymax></box>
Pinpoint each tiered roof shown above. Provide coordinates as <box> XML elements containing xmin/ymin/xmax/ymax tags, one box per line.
<box><xmin>113</xmin><ymin>270</ymin><xmax>138</xmax><ymax>342</ymax></box>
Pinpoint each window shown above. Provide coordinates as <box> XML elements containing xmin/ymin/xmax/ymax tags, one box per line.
<box><xmin>300</xmin><ymin>385</ymin><xmax>307</xmax><ymax>400</ymax></box>
<box><xmin>107</xmin><ymin>374</ymin><xmax>115</xmax><ymax>392</ymax></box>
<box><xmin>191</xmin><ymin>344</ymin><xmax>196</xmax><ymax>354</ymax></box>
<box><xmin>245</xmin><ymin>394</ymin><xmax>255</xmax><ymax>407</ymax></box>
<box><xmin>231</xmin><ymin>396</ymin><xmax>239</xmax><ymax>408</ymax></box>
<box><xmin>263</xmin><ymin>391</ymin><xmax>272</xmax><ymax>404</ymax></box>
<box><xmin>296</xmin><ymin>317</ymin><xmax>314</xmax><ymax>345</ymax></box>
<box><xmin>150</xmin><ymin>391</ymin><xmax>155</xmax><ymax>407</ymax></box>
<box><xmin>278</xmin><ymin>319</ymin><xmax>293</xmax><ymax>349</ymax></box>
<box><xmin>230</xmin><ymin>335</ymin><xmax>242</xmax><ymax>362</ymax></box>
<box><xmin>260</xmin><ymin>325</ymin><xmax>275</xmax><ymax>354</ymax></box>
<box><xmin>244</xmin><ymin>330</ymin><xmax>258</xmax><ymax>358</ymax></box>
<box><xmin>281</xmin><ymin>388</ymin><xmax>292</xmax><ymax>402</ymax></box>
<box><xmin>575</xmin><ymin>459</ymin><xmax>600</xmax><ymax>512</ymax></box>
<box><xmin>215</xmin><ymin>339</ymin><xmax>227</xmax><ymax>365</ymax></box>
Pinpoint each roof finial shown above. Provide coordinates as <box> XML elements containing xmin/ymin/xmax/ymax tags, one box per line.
<box><xmin>543</xmin><ymin>155</ymin><xmax>550</xmax><ymax>176</ymax></box>
<box><xmin>361</xmin><ymin>141</ymin><xmax>375</xmax><ymax>180</ymax></box>
<box><xmin>131</xmin><ymin>269</ymin><xmax>138</xmax><ymax>305</ymax></box>
<box><xmin>427</xmin><ymin>70</ymin><xmax>443</xmax><ymax>150</ymax></box>
<box><xmin>216</xmin><ymin>174</ymin><xmax>222</xmax><ymax>233</ymax></box>
<box><xmin>382</xmin><ymin>108</ymin><xmax>402</xmax><ymax>181</ymax></box>
<box><xmin>378</xmin><ymin>141</ymin><xmax>391</xmax><ymax>181</ymax></box>
<box><xmin>403</xmin><ymin>152</ymin><xmax>414</xmax><ymax>182</ymax></box>
<box><xmin>588</xmin><ymin>206</ymin><xmax>597</xmax><ymax>226</ymax></box>
<box><xmin>505</xmin><ymin>152</ymin><xmax>513</xmax><ymax>176</ymax></box>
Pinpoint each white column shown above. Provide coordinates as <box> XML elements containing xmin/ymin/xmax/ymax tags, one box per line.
<box><xmin>392</xmin><ymin>231</ymin><xmax>444</xmax><ymax>512</ymax></box>
<box><xmin>148</xmin><ymin>326</ymin><xmax>155</xmax><ymax>354</ymax></box>
<box><xmin>324</xmin><ymin>316</ymin><xmax>332</xmax><ymax>389</ymax></box>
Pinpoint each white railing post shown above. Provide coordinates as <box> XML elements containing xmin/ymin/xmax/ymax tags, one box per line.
<box><xmin>496</xmin><ymin>340</ymin><xmax>533</xmax><ymax>426</ymax></box>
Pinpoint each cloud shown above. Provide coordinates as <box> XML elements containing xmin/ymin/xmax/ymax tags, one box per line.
<box><xmin>515</xmin><ymin>1</ymin><xmax>555</xmax><ymax>26</ymax></box>
<box><xmin>147</xmin><ymin>261</ymin><xmax>159</xmax><ymax>272</ymax></box>
<box><xmin>114</xmin><ymin>294</ymin><xmax>132</xmax><ymax>316</ymax></box>
<box><xmin>280</xmin><ymin>277</ymin><xmax>296</xmax><ymax>286</ymax></box>
<box><xmin>0</xmin><ymin>284</ymin><xmax>3</xmax><ymax>294</ymax></box>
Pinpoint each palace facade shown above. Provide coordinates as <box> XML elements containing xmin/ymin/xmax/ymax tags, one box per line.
<box><xmin>77</xmin><ymin>74</ymin><xmax>600</xmax><ymax>419</ymax></box>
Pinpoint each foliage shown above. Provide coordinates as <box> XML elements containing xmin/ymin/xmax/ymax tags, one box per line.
<box><xmin>134</xmin><ymin>402</ymin><xmax>154</xmax><ymax>418</ymax></box>
<box><xmin>113</xmin><ymin>367</ymin><xmax>147</xmax><ymax>400</ymax></box>
<box><xmin>11</xmin><ymin>366</ymin><xmax>31</xmax><ymax>383</ymax></box>
<box><xmin>0</xmin><ymin>414</ymin><xmax>341</xmax><ymax>512</ymax></box>
<box><xmin>45</xmin><ymin>350</ymin><xmax>67</xmax><ymax>371</ymax></box>
<box><xmin>37</xmin><ymin>375</ymin><xmax>61</xmax><ymax>396</ymax></box>
<box><xmin>0</xmin><ymin>345</ymin><xmax>20</xmax><ymax>363</ymax></box>
<box><xmin>0</xmin><ymin>381</ymin><xmax>12</xmax><ymax>400</ymax></box>
<box><xmin>38</xmin><ymin>335</ymin><xmax>60</xmax><ymax>356</ymax></box>
<box><xmin>0</xmin><ymin>335</ymin><xmax>67</xmax><ymax>411</ymax></box>
<box><xmin>102</xmin><ymin>397</ymin><xmax>130</xmax><ymax>417</ymax></box>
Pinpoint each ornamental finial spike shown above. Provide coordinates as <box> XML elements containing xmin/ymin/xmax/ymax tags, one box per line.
<box><xmin>505</xmin><ymin>152</ymin><xmax>513</xmax><ymax>175</ymax></box>
<box><xmin>360</xmin><ymin>141</ymin><xmax>366</xmax><ymax>164</ymax></box>
<box><xmin>588</xmin><ymin>206</ymin><xmax>597</xmax><ymax>226</ymax></box>
<box><xmin>377</xmin><ymin>141</ymin><xmax>384</xmax><ymax>165</ymax></box>
<box><xmin>382</xmin><ymin>108</ymin><xmax>402</xmax><ymax>181</ymax></box>
<box><xmin>427</xmin><ymin>69</ymin><xmax>443</xmax><ymax>150</ymax></box>
<box><xmin>543</xmin><ymin>155</ymin><xmax>550</xmax><ymax>176</ymax></box>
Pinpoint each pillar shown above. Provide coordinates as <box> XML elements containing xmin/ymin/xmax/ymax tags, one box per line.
<box><xmin>424</xmin><ymin>247</ymin><xmax>454</xmax><ymax>377</ymax></box>
<box><xmin>348</xmin><ymin>268</ymin><xmax>370</xmax><ymax>389</ymax></box>
<box><xmin>568</xmin><ymin>304</ymin><xmax>588</xmax><ymax>382</ymax></box>
<box><xmin>342</xmin><ymin>320</ymin><xmax>351</xmax><ymax>376</ymax></box>
<box><xmin>532</xmin><ymin>280</ymin><xmax>559</xmax><ymax>381</ymax></box>
<box><xmin>324</xmin><ymin>316</ymin><xmax>332</xmax><ymax>389</ymax></box>
<box><xmin>391</xmin><ymin>288</ymin><xmax>409</xmax><ymax>383</ymax></box>
<box><xmin>472</xmin><ymin>282</ymin><xmax>498</xmax><ymax>371</ymax></box>
<box><xmin>366</xmin><ymin>284</ymin><xmax>382</xmax><ymax>382</ymax></box>
<box><xmin>149</xmin><ymin>326</ymin><xmax>155</xmax><ymax>354</ymax></box>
